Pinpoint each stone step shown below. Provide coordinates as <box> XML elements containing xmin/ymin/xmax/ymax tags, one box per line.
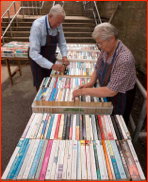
<box><xmin>1</xmin><ymin>22</ymin><xmax>95</xmax><ymax>27</ymax></box>
<box><xmin>3</xmin><ymin>37</ymin><xmax>95</xmax><ymax>43</ymax></box>
<box><xmin>5</xmin><ymin>31</ymin><xmax>92</xmax><ymax>37</ymax></box>
<box><xmin>2</xmin><ymin>26</ymin><xmax>94</xmax><ymax>32</ymax></box>
<box><xmin>2</xmin><ymin>18</ymin><xmax>95</xmax><ymax>23</ymax></box>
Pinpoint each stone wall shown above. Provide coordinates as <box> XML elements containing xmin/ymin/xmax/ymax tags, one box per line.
<box><xmin>97</xmin><ymin>1</ymin><xmax>147</xmax><ymax>75</ymax></box>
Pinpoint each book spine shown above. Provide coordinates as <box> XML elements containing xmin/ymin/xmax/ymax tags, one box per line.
<box><xmin>67</xmin><ymin>140</ymin><xmax>73</xmax><ymax>179</ymax></box>
<box><xmin>72</xmin><ymin>115</ymin><xmax>76</xmax><ymax>140</ymax></box>
<box><xmin>93</xmin><ymin>141</ymin><xmax>101</xmax><ymax>179</ymax></box>
<box><xmin>58</xmin><ymin>114</ymin><xmax>64</xmax><ymax>139</ymax></box>
<box><xmin>120</xmin><ymin>115</ymin><xmax>131</xmax><ymax>139</ymax></box>
<box><xmin>79</xmin><ymin>115</ymin><xmax>83</xmax><ymax>140</ymax></box>
<box><xmin>116</xmin><ymin>115</ymin><xmax>127</xmax><ymax>139</ymax></box>
<box><xmin>85</xmin><ymin>115</ymin><xmax>90</xmax><ymax>140</ymax></box>
<box><xmin>91</xmin><ymin>115</ymin><xmax>98</xmax><ymax>140</ymax></box>
<box><xmin>119</xmin><ymin>140</ymin><xmax>140</xmax><ymax>180</ymax></box>
<box><xmin>22</xmin><ymin>139</ymin><xmax>39</xmax><ymax>179</ymax></box>
<box><xmin>50</xmin><ymin>140</ymin><xmax>60</xmax><ymax>179</ymax></box>
<box><xmin>44</xmin><ymin>115</ymin><xmax>51</xmax><ymax>139</ymax></box>
<box><xmin>45</xmin><ymin>140</ymin><xmax>57</xmax><ymax>180</ymax></box>
<box><xmin>76</xmin><ymin>114</ymin><xmax>79</xmax><ymax>140</ymax></box>
<box><xmin>71</xmin><ymin>140</ymin><xmax>77</xmax><ymax>180</ymax></box>
<box><xmin>39</xmin><ymin>140</ymin><xmax>53</xmax><ymax>180</ymax></box>
<box><xmin>127</xmin><ymin>140</ymin><xmax>145</xmax><ymax>180</ymax></box>
<box><xmin>106</xmin><ymin>140</ymin><xmax>121</xmax><ymax>179</ymax></box>
<box><xmin>35</xmin><ymin>140</ymin><xmax>48</xmax><ymax>180</ymax></box>
<box><xmin>55</xmin><ymin>140</ymin><xmax>65</xmax><ymax>180</ymax></box>
<box><xmin>46</xmin><ymin>114</ymin><xmax>54</xmax><ymax>139</ymax></box>
<box><xmin>96</xmin><ymin>140</ymin><xmax>106</xmax><ymax>180</ymax></box>
<box><xmin>62</xmin><ymin>140</ymin><xmax>69</xmax><ymax>180</ymax></box>
<box><xmin>62</xmin><ymin>114</ymin><xmax>67</xmax><ymax>140</ymax></box>
<box><xmin>85</xmin><ymin>140</ymin><xmax>91</xmax><ymax>179</ymax></box>
<box><xmin>27</xmin><ymin>139</ymin><xmax>44</xmax><ymax>179</ymax></box>
<box><xmin>2</xmin><ymin>139</ymin><xmax>24</xmax><ymax>180</ymax></box>
<box><xmin>54</xmin><ymin>114</ymin><xmax>61</xmax><ymax>139</ymax></box>
<box><xmin>100</xmin><ymin>141</ymin><xmax>109</xmax><ymax>179</ymax></box>
<box><xmin>116</xmin><ymin>140</ymin><xmax>131</xmax><ymax>179</ymax></box>
<box><xmin>66</xmin><ymin>114</ymin><xmax>71</xmax><ymax>139</ymax></box>
<box><xmin>50</xmin><ymin>114</ymin><xmax>58</xmax><ymax>139</ymax></box>
<box><xmin>104</xmin><ymin>115</ymin><xmax>114</xmax><ymax>140</ymax></box>
<box><xmin>80</xmin><ymin>140</ymin><xmax>87</xmax><ymax>179</ymax></box>
<box><xmin>111</xmin><ymin>116</ymin><xmax>122</xmax><ymax>140</ymax></box>
<box><xmin>89</xmin><ymin>115</ymin><xmax>93</xmax><ymax>140</ymax></box>
<box><xmin>110</xmin><ymin>140</ymin><xmax>127</xmax><ymax>179</ymax></box>
<box><xmin>102</xmin><ymin>140</ymin><xmax>113</xmax><ymax>180</ymax></box>
<box><xmin>98</xmin><ymin>115</ymin><xmax>105</xmax><ymax>140</ymax></box>
<box><xmin>114</xmin><ymin>116</ymin><xmax>124</xmax><ymax>139</ymax></box>
<box><xmin>107</xmin><ymin>115</ymin><xmax>117</xmax><ymax>140</ymax></box>
<box><xmin>17</xmin><ymin>139</ymin><xmax>35</xmax><ymax>180</ymax></box>
<box><xmin>89</xmin><ymin>141</ymin><xmax>97</xmax><ymax>180</ymax></box>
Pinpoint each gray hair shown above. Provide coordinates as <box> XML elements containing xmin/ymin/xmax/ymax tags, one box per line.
<box><xmin>92</xmin><ymin>23</ymin><xmax>118</xmax><ymax>40</ymax></box>
<box><xmin>49</xmin><ymin>4</ymin><xmax>66</xmax><ymax>18</ymax></box>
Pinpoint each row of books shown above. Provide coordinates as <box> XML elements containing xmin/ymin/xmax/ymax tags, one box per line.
<box><xmin>35</xmin><ymin>77</ymin><xmax>111</xmax><ymax>108</ymax></box>
<box><xmin>2</xmin><ymin>139</ymin><xmax>145</xmax><ymax>181</ymax></box>
<box><xmin>1</xmin><ymin>41</ymin><xmax>29</xmax><ymax>58</ymax></box>
<box><xmin>57</xmin><ymin>51</ymin><xmax>99</xmax><ymax>61</ymax></box>
<box><xmin>51</xmin><ymin>61</ymin><xmax>95</xmax><ymax>76</ymax></box>
<box><xmin>21</xmin><ymin>113</ymin><xmax>131</xmax><ymax>140</ymax></box>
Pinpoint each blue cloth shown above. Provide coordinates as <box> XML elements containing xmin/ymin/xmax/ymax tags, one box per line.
<box><xmin>29</xmin><ymin>15</ymin><xmax>67</xmax><ymax>69</ymax></box>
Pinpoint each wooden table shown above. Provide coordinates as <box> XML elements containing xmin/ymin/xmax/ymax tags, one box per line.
<box><xmin>2</xmin><ymin>57</ymin><xmax>28</xmax><ymax>85</ymax></box>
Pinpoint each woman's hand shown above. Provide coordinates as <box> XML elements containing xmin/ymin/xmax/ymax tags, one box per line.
<box><xmin>79</xmin><ymin>82</ymin><xmax>93</xmax><ymax>89</ymax></box>
<box><xmin>73</xmin><ymin>89</ymin><xmax>83</xmax><ymax>100</ymax></box>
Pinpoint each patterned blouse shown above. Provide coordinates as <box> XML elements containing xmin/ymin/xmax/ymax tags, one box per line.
<box><xmin>95</xmin><ymin>40</ymin><xmax>136</xmax><ymax>94</ymax></box>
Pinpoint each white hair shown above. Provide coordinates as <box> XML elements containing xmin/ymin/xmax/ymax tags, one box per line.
<box><xmin>92</xmin><ymin>22</ymin><xmax>118</xmax><ymax>40</ymax></box>
<box><xmin>49</xmin><ymin>4</ymin><xmax>66</xmax><ymax>18</ymax></box>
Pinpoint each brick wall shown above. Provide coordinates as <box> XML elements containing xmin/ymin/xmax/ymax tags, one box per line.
<box><xmin>1</xmin><ymin>1</ymin><xmax>21</xmax><ymax>17</ymax></box>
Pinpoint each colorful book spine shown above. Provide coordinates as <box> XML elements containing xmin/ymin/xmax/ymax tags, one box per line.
<box><xmin>89</xmin><ymin>140</ymin><xmax>97</xmax><ymax>180</ymax></box>
<box><xmin>76</xmin><ymin>141</ymin><xmax>81</xmax><ymax>180</ymax></box>
<box><xmin>58</xmin><ymin>114</ymin><xmax>64</xmax><ymax>140</ymax></box>
<box><xmin>34</xmin><ymin>140</ymin><xmax>48</xmax><ymax>180</ymax></box>
<box><xmin>110</xmin><ymin>140</ymin><xmax>127</xmax><ymax>179</ymax></box>
<box><xmin>71</xmin><ymin>140</ymin><xmax>77</xmax><ymax>180</ymax></box>
<box><xmin>46</xmin><ymin>114</ymin><xmax>54</xmax><ymax>139</ymax></box>
<box><xmin>91</xmin><ymin>115</ymin><xmax>98</xmax><ymax>140</ymax></box>
<box><xmin>67</xmin><ymin>140</ymin><xmax>73</xmax><ymax>179</ymax></box>
<box><xmin>85</xmin><ymin>140</ymin><xmax>91</xmax><ymax>179</ymax></box>
<box><xmin>39</xmin><ymin>140</ymin><xmax>53</xmax><ymax>180</ymax></box>
<box><xmin>45</xmin><ymin>140</ymin><xmax>57</xmax><ymax>180</ymax></box>
<box><xmin>79</xmin><ymin>115</ymin><xmax>83</xmax><ymax>140</ymax></box>
<box><xmin>2</xmin><ymin>139</ymin><xmax>24</xmax><ymax>180</ymax></box>
<box><xmin>98</xmin><ymin>115</ymin><xmax>105</xmax><ymax>140</ymax></box>
<box><xmin>62</xmin><ymin>140</ymin><xmax>69</xmax><ymax>180</ymax></box>
<box><xmin>62</xmin><ymin>114</ymin><xmax>68</xmax><ymax>140</ymax></box>
<box><xmin>93</xmin><ymin>140</ymin><xmax>101</xmax><ymax>179</ymax></box>
<box><xmin>80</xmin><ymin>140</ymin><xmax>87</xmax><ymax>179</ymax></box>
<box><xmin>54</xmin><ymin>114</ymin><xmax>61</xmax><ymax>139</ymax></box>
<box><xmin>76</xmin><ymin>114</ymin><xmax>79</xmax><ymax>140</ymax></box>
<box><xmin>27</xmin><ymin>139</ymin><xmax>44</xmax><ymax>179</ymax></box>
<box><xmin>106</xmin><ymin>140</ymin><xmax>121</xmax><ymax>179</ymax></box>
<box><xmin>127</xmin><ymin>140</ymin><xmax>145</xmax><ymax>180</ymax></box>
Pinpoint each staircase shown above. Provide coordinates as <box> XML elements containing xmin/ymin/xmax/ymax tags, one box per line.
<box><xmin>2</xmin><ymin>1</ymin><xmax>97</xmax><ymax>44</ymax></box>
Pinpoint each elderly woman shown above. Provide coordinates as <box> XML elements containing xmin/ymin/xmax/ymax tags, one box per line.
<box><xmin>73</xmin><ymin>22</ymin><xmax>136</xmax><ymax>125</ymax></box>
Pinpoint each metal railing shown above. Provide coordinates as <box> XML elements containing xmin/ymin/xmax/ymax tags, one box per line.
<box><xmin>83</xmin><ymin>1</ymin><xmax>102</xmax><ymax>25</ymax></box>
<box><xmin>130</xmin><ymin>78</ymin><xmax>147</xmax><ymax>144</ymax></box>
<box><xmin>1</xmin><ymin>1</ymin><xmax>45</xmax><ymax>44</ymax></box>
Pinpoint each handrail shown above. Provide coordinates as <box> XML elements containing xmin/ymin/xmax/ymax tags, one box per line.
<box><xmin>1</xmin><ymin>1</ymin><xmax>45</xmax><ymax>43</ymax></box>
<box><xmin>93</xmin><ymin>1</ymin><xmax>102</xmax><ymax>24</ymax></box>
<box><xmin>83</xmin><ymin>1</ymin><xmax>102</xmax><ymax>26</ymax></box>
<box><xmin>1</xmin><ymin>1</ymin><xmax>15</xmax><ymax>19</ymax></box>
<box><xmin>109</xmin><ymin>2</ymin><xmax>121</xmax><ymax>23</ymax></box>
<box><xmin>131</xmin><ymin>78</ymin><xmax>147</xmax><ymax>144</ymax></box>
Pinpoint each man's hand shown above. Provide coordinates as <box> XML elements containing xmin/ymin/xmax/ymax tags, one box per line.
<box><xmin>62</xmin><ymin>57</ymin><xmax>69</xmax><ymax>66</ymax></box>
<box><xmin>51</xmin><ymin>64</ymin><xmax>65</xmax><ymax>72</ymax></box>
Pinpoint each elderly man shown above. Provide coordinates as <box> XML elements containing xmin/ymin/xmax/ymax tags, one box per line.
<box><xmin>29</xmin><ymin>4</ymin><xmax>69</xmax><ymax>91</ymax></box>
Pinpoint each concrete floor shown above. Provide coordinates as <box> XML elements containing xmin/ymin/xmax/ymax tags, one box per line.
<box><xmin>1</xmin><ymin>65</ymin><xmax>17</xmax><ymax>84</ymax></box>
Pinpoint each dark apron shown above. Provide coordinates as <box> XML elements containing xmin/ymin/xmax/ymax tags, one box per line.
<box><xmin>28</xmin><ymin>15</ymin><xmax>59</xmax><ymax>87</ymax></box>
<box><xmin>97</xmin><ymin>42</ymin><xmax>136</xmax><ymax>124</ymax></box>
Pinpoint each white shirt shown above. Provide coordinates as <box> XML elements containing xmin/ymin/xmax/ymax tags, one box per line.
<box><xmin>29</xmin><ymin>15</ymin><xmax>67</xmax><ymax>69</ymax></box>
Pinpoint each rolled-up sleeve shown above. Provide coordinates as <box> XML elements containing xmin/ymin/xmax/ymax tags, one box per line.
<box><xmin>29</xmin><ymin>23</ymin><xmax>53</xmax><ymax>69</ymax></box>
<box><xmin>58</xmin><ymin>24</ymin><xmax>67</xmax><ymax>57</ymax></box>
